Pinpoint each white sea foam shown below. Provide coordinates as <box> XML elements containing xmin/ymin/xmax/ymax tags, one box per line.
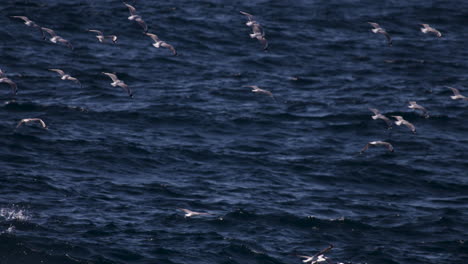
<box><xmin>0</xmin><ymin>208</ymin><xmax>30</xmax><ymax>221</ymax></box>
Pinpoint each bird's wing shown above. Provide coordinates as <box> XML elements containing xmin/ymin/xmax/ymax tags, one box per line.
<box><xmin>1</xmin><ymin>78</ymin><xmax>17</xmax><ymax>94</ymax></box>
<box><xmin>88</xmin><ymin>29</ymin><xmax>103</xmax><ymax>36</ymax></box>
<box><xmin>135</xmin><ymin>17</ymin><xmax>148</xmax><ymax>32</ymax></box>
<box><xmin>102</xmin><ymin>72</ymin><xmax>119</xmax><ymax>82</ymax></box>
<box><xmin>145</xmin><ymin>33</ymin><xmax>160</xmax><ymax>42</ymax></box>
<box><xmin>35</xmin><ymin>119</ymin><xmax>47</xmax><ymax>128</ymax></box>
<box><xmin>41</xmin><ymin>27</ymin><xmax>57</xmax><ymax>37</ymax></box>
<box><xmin>447</xmin><ymin>86</ymin><xmax>462</xmax><ymax>96</ymax></box>
<box><xmin>118</xmin><ymin>82</ymin><xmax>132</xmax><ymax>97</ymax></box>
<box><xmin>11</xmin><ymin>16</ymin><xmax>31</xmax><ymax>23</ymax></box>
<box><xmin>382</xmin><ymin>31</ymin><xmax>392</xmax><ymax>46</ymax></box>
<box><xmin>16</xmin><ymin>120</ymin><xmax>25</xmax><ymax>129</ymax></box>
<box><xmin>431</xmin><ymin>29</ymin><xmax>442</xmax><ymax>37</ymax></box>
<box><xmin>178</xmin><ymin>208</ymin><xmax>192</xmax><ymax>214</ymax></box>
<box><xmin>49</xmin><ymin>69</ymin><xmax>65</xmax><ymax>76</ymax></box>
<box><xmin>240</xmin><ymin>11</ymin><xmax>255</xmax><ymax>21</ymax></box>
<box><xmin>369</xmin><ymin>108</ymin><xmax>381</xmax><ymax>115</ymax></box>
<box><xmin>383</xmin><ymin>142</ymin><xmax>394</xmax><ymax>152</ymax></box>
<box><xmin>313</xmin><ymin>244</ymin><xmax>333</xmax><ymax>258</ymax></box>
<box><xmin>124</xmin><ymin>3</ymin><xmax>137</xmax><ymax>16</ymax></box>
<box><xmin>403</xmin><ymin>121</ymin><xmax>416</xmax><ymax>132</ymax></box>
<box><xmin>161</xmin><ymin>42</ymin><xmax>177</xmax><ymax>55</ymax></box>
<box><xmin>57</xmin><ymin>38</ymin><xmax>73</xmax><ymax>50</ymax></box>
<box><xmin>381</xmin><ymin>115</ymin><xmax>393</xmax><ymax>128</ymax></box>
<box><xmin>368</xmin><ymin>22</ymin><xmax>380</xmax><ymax>29</ymax></box>
<box><xmin>258</xmin><ymin>37</ymin><xmax>268</xmax><ymax>50</ymax></box>
<box><xmin>259</xmin><ymin>88</ymin><xmax>273</xmax><ymax>97</ymax></box>
<box><xmin>244</xmin><ymin>85</ymin><xmax>258</xmax><ymax>89</ymax></box>
<box><xmin>252</xmin><ymin>23</ymin><xmax>264</xmax><ymax>35</ymax></box>
<box><xmin>360</xmin><ymin>143</ymin><xmax>370</xmax><ymax>153</ymax></box>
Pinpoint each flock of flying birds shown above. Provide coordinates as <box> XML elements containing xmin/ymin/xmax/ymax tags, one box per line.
<box><xmin>359</xmin><ymin>22</ymin><xmax>467</xmax><ymax>155</ymax></box>
<box><xmin>1</xmin><ymin>2</ymin><xmax>468</xmax><ymax>263</ymax></box>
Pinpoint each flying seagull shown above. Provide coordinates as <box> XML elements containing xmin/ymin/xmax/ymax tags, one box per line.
<box><xmin>87</xmin><ymin>29</ymin><xmax>117</xmax><ymax>43</ymax></box>
<box><xmin>41</xmin><ymin>27</ymin><xmax>73</xmax><ymax>49</ymax></box>
<box><xmin>124</xmin><ymin>2</ymin><xmax>148</xmax><ymax>32</ymax></box>
<box><xmin>296</xmin><ymin>244</ymin><xmax>334</xmax><ymax>264</ymax></box>
<box><xmin>49</xmin><ymin>69</ymin><xmax>81</xmax><ymax>87</ymax></box>
<box><xmin>392</xmin><ymin>116</ymin><xmax>416</xmax><ymax>134</ymax></box>
<box><xmin>368</xmin><ymin>22</ymin><xmax>392</xmax><ymax>46</ymax></box>
<box><xmin>145</xmin><ymin>33</ymin><xmax>177</xmax><ymax>55</ymax></box>
<box><xmin>420</xmin><ymin>24</ymin><xmax>442</xmax><ymax>38</ymax></box>
<box><xmin>0</xmin><ymin>75</ymin><xmax>17</xmax><ymax>95</ymax></box>
<box><xmin>369</xmin><ymin>108</ymin><xmax>392</xmax><ymax>129</ymax></box>
<box><xmin>408</xmin><ymin>101</ymin><xmax>429</xmax><ymax>118</ymax></box>
<box><xmin>244</xmin><ymin>85</ymin><xmax>276</xmax><ymax>101</ymax></box>
<box><xmin>10</xmin><ymin>16</ymin><xmax>45</xmax><ymax>39</ymax></box>
<box><xmin>177</xmin><ymin>208</ymin><xmax>211</xmax><ymax>218</ymax></box>
<box><xmin>360</xmin><ymin>141</ymin><xmax>394</xmax><ymax>154</ymax></box>
<box><xmin>446</xmin><ymin>86</ymin><xmax>468</xmax><ymax>100</ymax></box>
<box><xmin>240</xmin><ymin>11</ymin><xmax>268</xmax><ymax>50</ymax></box>
<box><xmin>102</xmin><ymin>72</ymin><xmax>133</xmax><ymax>97</ymax></box>
<box><xmin>16</xmin><ymin>118</ymin><xmax>47</xmax><ymax>130</ymax></box>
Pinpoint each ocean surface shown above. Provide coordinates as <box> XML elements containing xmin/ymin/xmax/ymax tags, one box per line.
<box><xmin>1</xmin><ymin>0</ymin><xmax>467</xmax><ymax>263</ymax></box>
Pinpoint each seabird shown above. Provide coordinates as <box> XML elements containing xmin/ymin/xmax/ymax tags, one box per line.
<box><xmin>240</xmin><ymin>11</ymin><xmax>268</xmax><ymax>50</ymax></box>
<box><xmin>296</xmin><ymin>244</ymin><xmax>334</xmax><ymax>264</ymax></box>
<box><xmin>408</xmin><ymin>101</ymin><xmax>429</xmax><ymax>118</ymax></box>
<box><xmin>368</xmin><ymin>22</ymin><xmax>392</xmax><ymax>46</ymax></box>
<box><xmin>102</xmin><ymin>72</ymin><xmax>133</xmax><ymax>97</ymax></box>
<box><xmin>49</xmin><ymin>69</ymin><xmax>81</xmax><ymax>87</ymax></box>
<box><xmin>16</xmin><ymin>118</ymin><xmax>47</xmax><ymax>130</ymax></box>
<box><xmin>124</xmin><ymin>2</ymin><xmax>148</xmax><ymax>32</ymax></box>
<box><xmin>244</xmin><ymin>85</ymin><xmax>276</xmax><ymax>100</ymax></box>
<box><xmin>360</xmin><ymin>141</ymin><xmax>394</xmax><ymax>154</ymax></box>
<box><xmin>87</xmin><ymin>30</ymin><xmax>117</xmax><ymax>43</ymax></box>
<box><xmin>447</xmin><ymin>86</ymin><xmax>468</xmax><ymax>100</ymax></box>
<box><xmin>177</xmin><ymin>208</ymin><xmax>211</xmax><ymax>218</ymax></box>
<box><xmin>369</xmin><ymin>108</ymin><xmax>392</xmax><ymax>129</ymax></box>
<box><xmin>0</xmin><ymin>76</ymin><xmax>18</xmax><ymax>95</ymax></box>
<box><xmin>145</xmin><ymin>33</ymin><xmax>177</xmax><ymax>55</ymax></box>
<box><xmin>392</xmin><ymin>116</ymin><xmax>416</xmax><ymax>134</ymax></box>
<box><xmin>420</xmin><ymin>24</ymin><xmax>442</xmax><ymax>38</ymax></box>
<box><xmin>10</xmin><ymin>16</ymin><xmax>45</xmax><ymax>39</ymax></box>
<box><xmin>41</xmin><ymin>27</ymin><xmax>73</xmax><ymax>49</ymax></box>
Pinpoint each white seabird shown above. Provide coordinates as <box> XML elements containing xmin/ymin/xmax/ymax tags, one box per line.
<box><xmin>177</xmin><ymin>208</ymin><xmax>211</xmax><ymax>218</ymax></box>
<box><xmin>102</xmin><ymin>72</ymin><xmax>133</xmax><ymax>97</ymax></box>
<box><xmin>0</xmin><ymin>75</ymin><xmax>18</xmax><ymax>95</ymax></box>
<box><xmin>447</xmin><ymin>86</ymin><xmax>468</xmax><ymax>101</ymax></box>
<box><xmin>10</xmin><ymin>16</ymin><xmax>45</xmax><ymax>39</ymax></box>
<box><xmin>41</xmin><ymin>27</ymin><xmax>73</xmax><ymax>50</ymax></box>
<box><xmin>124</xmin><ymin>2</ymin><xmax>148</xmax><ymax>32</ymax></box>
<box><xmin>408</xmin><ymin>101</ymin><xmax>429</xmax><ymax>118</ymax></box>
<box><xmin>240</xmin><ymin>11</ymin><xmax>268</xmax><ymax>50</ymax></box>
<box><xmin>368</xmin><ymin>22</ymin><xmax>392</xmax><ymax>46</ymax></box>
<box><xmin>360</xmin><ymin>141</ymin><xmax>394</xmax><ymax>154</ymax></box>
<box><xmin>392</xmin><ymin>116</ymin><xmax>416</xmax><ymax>134</ymax></box>
<box><xmin>369</xmin><ymin>108</ymin><xmax>392</xmax><ymax>129</ymax></box>
<box><xmin>244</xmin><ymin>85</ymin><xmax>276</xmax><ymax>101</ymax></box>
<box><xmin>420</xmin><ymin>24</ymin><xmax>442</xmax><ymax>38</ymax></box>
<box><xmin>87</xmin><ymin>29</ymin><xmax>117</xmax><ymax>43</ymax></box>
<box><xmin>296</xmin><ymin>244</ymin><xmax>334</xmax><ymax>264</ymax></box>
<box><xmin>16</xmin><ymin>118</ymin><xmax>47</xmax><ymax>130</ymax></box>
<box><xmin>49</xmin><ymin>69</ymin><xmax>81</xmax><ymax>87</ymax></box>
<box><xmin>145</xmin><ymin>33</ymin><xmax>177</xmax><ymax>55</ymax></box>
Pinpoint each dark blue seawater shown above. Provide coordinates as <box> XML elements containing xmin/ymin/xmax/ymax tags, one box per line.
<box><xmin>1</xmin><ymin>0</ymin><xmax>467</xmax><ymax>263</ymax></box>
